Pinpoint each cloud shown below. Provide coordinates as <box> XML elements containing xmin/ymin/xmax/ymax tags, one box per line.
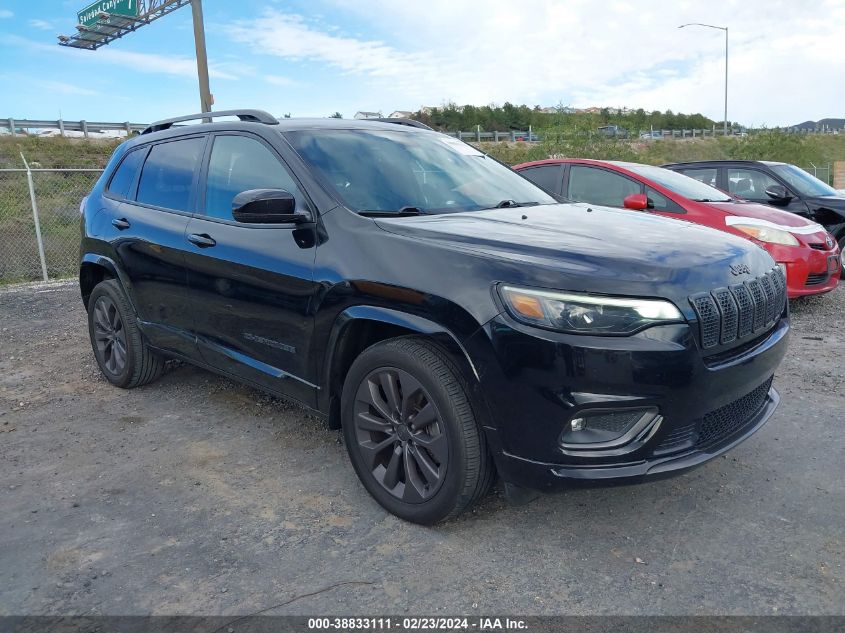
<box><xmin>0</xmin><ymin>9</ymin><xmax>13</xmax><ymax>19</ymax></box>
<box><xmin>29</xmin><ymin>19</ymin><xmax>55</xmax><ymax>30</ymax></box>
<box><xmin>224</xmin><ymin>1</ymin><xmax>845</xmax><ymax>125</ymax></box>
<box><xmin>264</xmin><ymin>74</ymin><xmax>296</xmax><ymax>86</ymax></box>
<box><xmin>3</xmin><ymin>35</ymin><xmax>240</xmax><ymax>81</ymax></box>
<box><xmin>33</xmin><ymin>79</ymin><xmax>102</xmax><ymax>96</ymax></box>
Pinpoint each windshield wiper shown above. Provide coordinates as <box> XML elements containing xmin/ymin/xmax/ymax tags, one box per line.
<box><xmin>693</xmin><ymin>198</ymin><xmax>730</xmax><ymax>203</ymax></box>
<box><xmin>493</xmin><ymin>200</ymin><xmax>541</xmax><ymax>208</ymax></box>
<box><xmin>358</xmin><ymin>206</ymin><xmax>427</xmax><ymax>217</ymax></box>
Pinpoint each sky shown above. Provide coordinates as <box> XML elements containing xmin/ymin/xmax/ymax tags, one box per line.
<box><xmin>0</xmin><ymin>0</ymin><xmax>843</xmax><ymax>126</ymax></box>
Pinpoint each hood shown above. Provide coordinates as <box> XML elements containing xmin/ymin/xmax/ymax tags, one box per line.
<box><xmin>806</xmin><ymin>194</ymin><xmax>845</xmax><ymax>207</ymax></box>
<box><xmin>374</xmin><ymin>203</ymin><xmax>776</xmax><ymax>304</ymax></box>
<box><xmin>704</xmin><ymin>200</ymin><xmax>829</xmax><ymax>242</ymax></box>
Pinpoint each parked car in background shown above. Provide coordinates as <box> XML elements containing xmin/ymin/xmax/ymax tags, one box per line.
<box><xmin>663</xmin><ymin>160</ymin><xmax>845</xmax><ymax>262</ymax></box>
<box><xmin>514</xmin><ymin>158</ymin><xmax>840</xmax><ymax>297</ymax></box>
<box><xmin>597</xmin><ymin>125</ymin><xmax>628</xmax><ymax>139</ymax></box>
<box><xmin>79</xmin><ymin>111</ymin><xmax>789</xmax><ymax>523</ymax></box>
<box><xmin>639</xmin><ymin>131</ymin><xmax>663</xmax><ymax>140</ymax></box>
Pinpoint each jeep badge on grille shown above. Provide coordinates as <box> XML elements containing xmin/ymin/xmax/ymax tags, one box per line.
<box><xmin>730</xmin><ymin>263</ymin><xmax>751</xmax><ymax>276</ymax></box>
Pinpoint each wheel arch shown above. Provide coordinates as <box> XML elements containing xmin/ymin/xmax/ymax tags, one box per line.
<box><xmin>320</xmin><ymin>306</ymin><xmax>481</xmax><ymax>430</ymax></box>
<box><xmin>79</xmin><ymin>254</ymin><xmax>133</xmax><ymax>312</ymax></box>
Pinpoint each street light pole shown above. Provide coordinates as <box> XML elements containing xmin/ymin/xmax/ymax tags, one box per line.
<box><xmin>190</xmin><ymin>0</ymin><xmax>213</xmax><ymax>115</ymax></box>
<box><xmin>679</xmin><ymin>23</ymin><xmax>728</xmax><ymax>136</ymax></box>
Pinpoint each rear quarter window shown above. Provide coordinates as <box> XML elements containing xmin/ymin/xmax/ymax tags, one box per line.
<box><xmin>519</xmin><ymin>165</ymin><xmax>562</xmax><ymax>195</ymax></box>
<box><xmin>106</xmin><ymin>149</ymin><xmax>145</xmax><ymax>200</ymax></box>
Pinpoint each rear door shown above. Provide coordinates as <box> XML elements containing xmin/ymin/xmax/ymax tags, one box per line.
<box><xmin>565</xmin><ymin>164</ymin><xmax>642</xmax><ymax>207</ymax></box>
<box><xmin>183</xmin><ymin>132</ymin><xmax>321</xmax><ymax>407</ymax></box>
<box><xmin>101</xmin><ymin>135</ymin><xmax>206</xmax><ymax>357</ymax></box>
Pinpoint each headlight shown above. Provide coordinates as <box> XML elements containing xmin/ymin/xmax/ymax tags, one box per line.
<box><xmin>498</xmin><ymin>285</ymin><xmax>684</xmax><ymax>334</ymax></box>
<box><xmin>731</xmin><ymin>224</ymin><xmax>799</xmax><ymax>246</ymax></box>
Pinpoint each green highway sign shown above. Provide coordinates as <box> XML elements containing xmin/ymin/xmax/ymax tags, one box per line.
<box><xmin>77</xmin><ymin>0</ymin><xmax>139</xmax><ymax>27</ymax></box>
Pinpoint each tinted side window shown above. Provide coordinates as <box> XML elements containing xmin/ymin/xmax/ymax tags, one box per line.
<box><xmin>567</xmin><ymin>165</ymin><xmax>641</xmax><ymax>207</ymax></box>
<box><xmin>519</xmin><ymin>165</ymin><xmax>562</xmax><ymax>194</ymax></box>
<box><xmin>727</xmin><ymin>168</ymin><xmax>781</xmax><ymax>198</ymax></box>
<box><xmin>205</xmin><ymin>135</ymin><xmax>305</xmax><ymax>221</ymax></box>
<box><xmin>679</xmin><ymin>167</ymin><xmax>718</xmax><ymax>188</ymax></box>
<box><xmin>106</xmin><ymin>149</ymin><xmax>145</xmax><ymax>200</ymax></box>
<box><xmin>646</xmin><ymin>187</ymin><xmax>684</xmax><ymax>213</ymax></box>
<box><xmin>136</xmin><ymin>137</ymin><xmax>205</xmax><ymax>212</ymax></box>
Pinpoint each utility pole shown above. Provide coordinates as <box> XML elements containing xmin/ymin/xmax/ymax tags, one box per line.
<box><xmin>191</xmin><ymin>0</ymin><xmax>213</xmax><ymax>115</ymax></box>
<box><xmin>679</xmin><ymin>23</ymin><xmax>729</xmax><ymax>136</ymax></box>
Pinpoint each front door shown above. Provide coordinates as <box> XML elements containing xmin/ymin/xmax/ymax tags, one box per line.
<box><xmin>725</xmin><ymin>166</ymin><xmax>811</xmax><ymax>218</ymax></box>
<box><xmin>183</xmin><ymin>133</ymin><xmax>321</xmax><ymax>407</ymax></box>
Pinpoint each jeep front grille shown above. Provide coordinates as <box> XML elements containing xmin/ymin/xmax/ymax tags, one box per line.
<box><xmin>689</xmin><ymin>267</ymin><xmax>786</xmax><ymax>351</ymax></box>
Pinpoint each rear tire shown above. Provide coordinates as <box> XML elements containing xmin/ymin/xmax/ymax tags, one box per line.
<box><xmin>87</xmin><ymin>279</ymin><xmax>164</xmax><ymax>389</ymax></box>
<box><xmin>341</xmin><ymin>337</ymin><xmax>495</xmax><ymax>524</ymax></box>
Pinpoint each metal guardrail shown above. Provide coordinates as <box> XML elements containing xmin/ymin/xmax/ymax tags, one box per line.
<box><xmin>5</xmin><ymin>117</ymin><xmax>844</xmax><ymax>140</ymax></box>
<box><xmin>4</xmin><ymin>118</ymin><xmax>146</xmax><ymax>138</ymax></box>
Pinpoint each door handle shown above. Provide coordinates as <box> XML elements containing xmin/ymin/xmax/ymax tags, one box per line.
<box><xmin>187</xmin><ymin>233</ymin><xmax>217</xmax><ymax>248</ymax></box>
<box><xmin>112</xmin><ymin>218</ymin><xmax>130</xmax><ymax>230</ymax></box>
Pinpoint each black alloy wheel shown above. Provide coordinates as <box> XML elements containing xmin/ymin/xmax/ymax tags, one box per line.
<box><xmin>341</xmin><ymin>337</ymin><xmax>495</xmax><ymax>524</ymax></box>
<box><xmin>87</xmin><ymin>279</ymin><xmax>164</xmax><ymax>389</ymax></box>
<box><xmin>92</xmin><ymin>295</ymin><xmax>128</xmax><ymax>376</ymax></box>
<box><xmin>353</xmin><ymin>367</ymin><xmax>448</xmax><ymax>502</ymax></box>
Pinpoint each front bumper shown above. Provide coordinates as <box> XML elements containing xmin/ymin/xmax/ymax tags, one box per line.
<box><xmin>766</xmin><ymin>242</ymin><xmax>840</xmax><ymax>297</ymax></box>
<box><xmin>465</xmin><ymin>312</ymin><xmax>789</xmax><ymax>491</ymax></box>
<box><xmin>492</xmin><ymin>386</ymin><xmax>779</xmax><ymax>490</ymax></box>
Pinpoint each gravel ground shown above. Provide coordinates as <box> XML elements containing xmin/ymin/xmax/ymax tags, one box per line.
<box><xmin>0</xmin><ymin>281</ymin><xmax>843</xmax><ymax>616</ymax></box>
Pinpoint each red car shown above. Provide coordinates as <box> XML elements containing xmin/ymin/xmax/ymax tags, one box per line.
<box><xmin>514</xmin><ymin>159</ymin><xmax>841</xmax><ymax>298</ymax></box>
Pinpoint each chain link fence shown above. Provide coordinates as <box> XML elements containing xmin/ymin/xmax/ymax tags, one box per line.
<box><xmin>802</xmin><ymin>163</ymin><xmax>832</xmax><ymax>185</ymax></box>
<box><xmin>0</xmin><ymin>167</ymin><xmax>103</xmax><ymax>284</ymax></box>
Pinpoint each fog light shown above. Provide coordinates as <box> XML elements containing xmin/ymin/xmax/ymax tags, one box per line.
<box><xmin>560</xmin><ymin>408</ymin><xmax>660</xmax><ymax>450</ymax></box>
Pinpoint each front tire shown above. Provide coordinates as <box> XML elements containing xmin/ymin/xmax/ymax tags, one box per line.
<box><xmin>341</xmin><ymin>337</ymin><xmax>495</xmax><ymax>524</ymax></box>
<box><xmin>87</xmin><ymin>279</ymin><xmax>164</xmax><ymax>389</ymax></box>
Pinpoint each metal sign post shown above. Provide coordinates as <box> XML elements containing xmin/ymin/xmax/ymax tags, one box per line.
<box><xmin>190</xmin><ymin>0</ymin><xmax>212</xmax><ymax>115</ymax></box>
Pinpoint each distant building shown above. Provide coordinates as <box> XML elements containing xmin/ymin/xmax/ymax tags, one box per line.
<box><xmin>354</xmin><ymin>111</ymin><xmax>382</xmax><ymax>120</ymax></box>
<box><xmin>388</xmin><ymin>111</ymin><xmax>415</xmax><ymax>119</ymax></box>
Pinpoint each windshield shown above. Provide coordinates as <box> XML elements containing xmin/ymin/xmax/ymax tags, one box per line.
<box><xmin>285</xmin><ymin>129</ymin><xmax>556</xmax><ymax>214</ymax></box>
<box><xmin>620</xmin><ymin>163</ymin><xmax>732</xmax><ymax>202</ymax></box>
<box><xmin>770</xmin><ymin>164</ymin><xmax>838</xmax><ymax>197</ymax></box>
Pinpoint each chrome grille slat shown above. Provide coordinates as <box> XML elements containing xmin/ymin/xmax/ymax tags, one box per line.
<box><xmin>690</xmin><ymin>268</ymin><xmax>785</xmax><ymax>352</ymax></box>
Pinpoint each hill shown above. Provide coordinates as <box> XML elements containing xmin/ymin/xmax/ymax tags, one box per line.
<box><xmin>789</xmin><ymin>118</ymin><xmax>845</xmax><ymax>131</ymax></box>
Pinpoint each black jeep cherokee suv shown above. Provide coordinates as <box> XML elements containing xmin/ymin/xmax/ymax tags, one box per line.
<box><xmin>80</xmin><ymin>110</ymin><xmax>789</xmax><ymax>524</ymax></box>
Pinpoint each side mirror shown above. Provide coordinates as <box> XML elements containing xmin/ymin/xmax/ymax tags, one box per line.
<box><xmin>623</xmin><ymin>193</ymin><xmax>649</xmax><ymax>211</ymax></box>
<box><xmin>232</xmin><ymin>189</ymin><xmax>309</xmax><ymax>224</ymax></box>
<box><xmin>764</xmin><ymin>184</ymin><xmax>792</xmax><ymax>204</ymax></box>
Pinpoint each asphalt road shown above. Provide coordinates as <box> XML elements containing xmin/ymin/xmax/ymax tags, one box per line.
<box><xmin>1</xmin><ymin>281</ymin><xmax>843</xmax><ymax>616</ymax></box>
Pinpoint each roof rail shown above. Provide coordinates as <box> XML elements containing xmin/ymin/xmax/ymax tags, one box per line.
<box><xmin>368</xmin><ymin>118</ymin><xmax>434</xmax><ymax>131</ymax></box>
<box><xmin>141</xmin><ymin>109</ymin><xmax>278</xmax><ymax>135</ymax></box>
